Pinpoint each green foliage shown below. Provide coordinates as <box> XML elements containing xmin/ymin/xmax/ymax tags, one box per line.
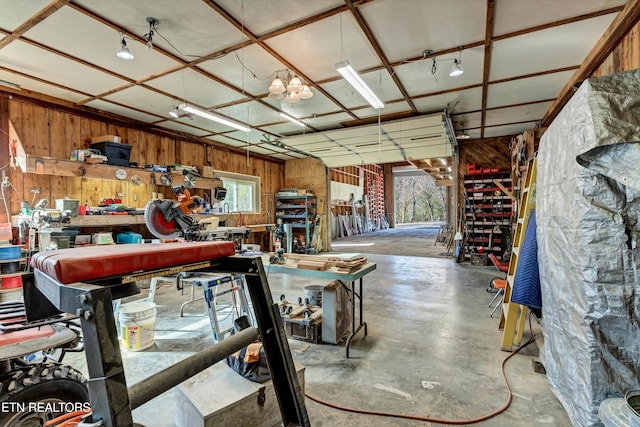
<box><xmin>394</xmin><ymin>175</ymin><xmax>446</xmax><ymax>223</ymax></box>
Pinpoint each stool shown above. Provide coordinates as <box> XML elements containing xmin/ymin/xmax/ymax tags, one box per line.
<box><xmin>489</xmin><ymin>279</ymin><xmax>507</xmax><ymax>317</ymax></box>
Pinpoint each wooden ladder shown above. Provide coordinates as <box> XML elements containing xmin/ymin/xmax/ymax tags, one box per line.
<box><xmin>499</xmin><ymin>155</ymin><xmax>537</xmax><ymax>351</ymax></box>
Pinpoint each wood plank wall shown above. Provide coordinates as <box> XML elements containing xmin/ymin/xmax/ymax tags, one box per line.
<box><xmin>3</xmin><ymin>97</ymin><xmax>284</xmax><ymax>229</ymax></box>
<box><xmin>593</xmin><ymin>19</ymin><xmax>640</xmax><ymax>77</ymax></box>
<box><xmin>283</xmin><ymin>158</ymin><xmax>329</xmax><ymax>252</ymax></box>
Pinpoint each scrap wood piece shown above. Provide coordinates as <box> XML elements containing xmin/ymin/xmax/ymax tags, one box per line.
<box><xmin>297</xmin><ymin>260</ymin><xmax>329</xmax><ymax>271</ymax></box>
<box><xmin>494</xmin><ymin>180</ymin><xmax>515</xmax><ymax>200</ymax></box>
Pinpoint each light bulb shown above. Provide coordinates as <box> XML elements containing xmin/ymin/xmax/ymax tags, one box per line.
<box><xmin>287</xmin><ymin>76</ymin><xmax>302</xmax><ymax>93</ymax></box>
<box><xmin>116</xmin><ymin>38</ymin><xmax>134</xmax><ymax>60</ymax></box>
<box><xmin>269</xmin><ymin>78</ymin><xmax>286</xmax><ymax>94</ymax></box>
<box><xmin>284</xmin><ymin>91</ymin><xmax>301</xmax><ymax>104</ymax></box>
<box><xmin>449</xmin><ymin>59</ymin><xmax>464</xmax><ymax>77</ymax></box>
<box><xmin>298</xmin><ymin>85</ymin><xmax>313</xmax><ymax>100</ymax></box>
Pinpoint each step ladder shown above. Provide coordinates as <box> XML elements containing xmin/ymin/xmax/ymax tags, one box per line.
<box><xmin>499</xmin><ymin>155</ymin><xmax>537</xmax><ymax>351</ymax></box>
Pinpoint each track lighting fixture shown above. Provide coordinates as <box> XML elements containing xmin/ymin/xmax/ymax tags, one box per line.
<box><xmin>116</xmin><ymin>36</ymin><xmax>134</xmax><ymax>60</ymax></box>
<box><xmin>335</xmin><ymin>60</ymin><xmax>384</xmax><ymax>109</ymax></box>
<box><xmin>178</xmin><ymin>103</ymin><xmax>251</xmax><ymax>132</ymax></box>
<box><xmin>269</xmin><ymin>71</ymin><xmax>313</xmax><ymax>104</ymax></box>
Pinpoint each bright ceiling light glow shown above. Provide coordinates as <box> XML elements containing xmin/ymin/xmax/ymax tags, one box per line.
<box><xmin>335</xmin><ymin>61</ymin><xmax>384</xmax><ymax>109</ymax></box>
<box><xmin>178</xmin><ymin>103</ymin><xmax>251</xmax><ymax>132</ymax></box>
<box><xmin>279</xmin><ymin>112</ymin><xmax>306</xmax><ymax>127</ymax></box>
<box><xmin>116</xmin><ymin>37</ymin><xmax>134</xmax><ymax>60</ymax></box>
<box><xmin>449</xmin><ymin>59</ymin><xmax>464</xmax><ymax>77</ymax></box>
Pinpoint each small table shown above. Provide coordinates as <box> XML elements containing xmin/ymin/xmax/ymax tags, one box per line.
<box><xmin>264</xmin><ymin>258</ymin><xmax>377</xmax><ymax>358</ymax></box>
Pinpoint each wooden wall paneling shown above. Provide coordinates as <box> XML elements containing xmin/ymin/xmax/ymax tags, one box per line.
<box><xmin>89</xmin><ymin>119</ymin><xmax>107</xmax><ymax>141</ymax></box>
<box><xmin>159</xmin><ymin>136</ymin><xmax>176</xmax><ymax>166</ymax></box>
<box><xmin>79</xmin><ymin>117</ymin><xmax>92</xmax><ymax>148</ymax></box>
<box><xmin>176</xmin><ymin>141</ymin><xmax>203</xmax><ymax>167</ymax></box>
<box><xmin>593</xmin><ymin>20</ymin><xmax>640</xmax><ymax>77</ymax></box>
<box><xmin>48</xmin><ymin>110</ymin><xmax>67</xmax><ymax>203</ymax></box>
<box><xmin>145</xmin><ymin>133</ymin><xmax>160</xmax><ymax>166</ymax></box>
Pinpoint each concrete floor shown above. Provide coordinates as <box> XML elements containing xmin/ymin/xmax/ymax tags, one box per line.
<box><xmin>66</xmin><ymin>224</ymin><xmax>570</xmax><ymax>426</ymax></box>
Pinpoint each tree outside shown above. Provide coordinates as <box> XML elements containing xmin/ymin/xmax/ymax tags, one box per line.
<box><xmin>394</xmin><ymin>175</ymin><xmax>447</xmax><ymax>223</ymax></box>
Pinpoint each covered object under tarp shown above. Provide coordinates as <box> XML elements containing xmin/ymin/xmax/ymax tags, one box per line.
<box><xmin>537</xmin><ymin>69</ymin><xmax>640</xmax><ymax>426</ymax></box>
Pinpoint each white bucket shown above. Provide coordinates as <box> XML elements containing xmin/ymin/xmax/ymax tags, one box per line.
<box><xmin>119</xmin><ymin>301</ymin><xmax>157</xmax><ymax>351</ymax></box>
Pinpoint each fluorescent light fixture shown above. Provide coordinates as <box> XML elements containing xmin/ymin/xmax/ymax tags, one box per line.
<box><xmin>116</xmin><ymin>37</ymin><xmax>134</xmax><ymax>60</ymax></box>
<box><xmin>335</xmin><ymin>61</ymin><xmax>384</xmax><ymax>109</ymax></box>
<box><xmin>279</xmin><ymin>112</ymin><xmax>306</xmax><ymax>127</ymax></box>
<box><xmin>0</xmin><ymin>79</ymin><xmax>21</xmax><ymax>90</ymax></box>
<box><xmin>178</xmin><ymin>103</ymin><xmax>251</xmax><ymax>132</ymax></box>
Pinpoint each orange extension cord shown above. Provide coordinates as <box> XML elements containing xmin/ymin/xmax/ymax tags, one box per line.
<box><xmin>305</xmin><ymin>323</ymin><xmax>536</xmax><ymax>425</ymax></box>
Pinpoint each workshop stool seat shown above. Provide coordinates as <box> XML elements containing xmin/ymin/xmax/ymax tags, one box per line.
<box><xmin>489</xmin><ymin>279</ymin><xmax>507</xmax><ymax>317</ymax></box>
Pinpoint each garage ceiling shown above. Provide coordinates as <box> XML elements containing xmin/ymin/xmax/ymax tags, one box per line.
<box><xmin>0</xmin><ymin>0</ymin><xmax>627</xmax><ymax>166</ymax></box>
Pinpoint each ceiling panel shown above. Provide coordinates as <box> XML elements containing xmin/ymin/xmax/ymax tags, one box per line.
<box><xmin>84</xmin><ymin>99</ymin><xmax>160</xmax><ymax>123</ymax></box>
<box><xmin>265</xmin><ymin>13</ymin><xmax>380</xmax><ymax>82</ymax></box>
<box><xmin>271</xmin><ymin>153</ymin><xmax>298</xmax><ymax>161</ymax></box>
<box><xmin>493</xmin><ymin>0</ymin><xmax>625</xmax><ymax>36</ymax></box>
<box><xmin>1</xmin><ymin>40</ymin><xmax>127</xmax><ymax>95</ymax></box>
<box><xmin>486</xmin><ymin>70</ymin><xmax>575</xmax><ymax>109</ymax></box>
<box><xmin>23</xmin><ymin>6</ymin><xmax>181</xmax><ymax>81</ymax></box>
<box><xmin>206</xmin><ymin>135</ymin><xmax>246</xmax><ymax>147</ymax></box>
<box><xmin>223</xmin><ymin>130</ymin><xmax>266</xmax><ymax>145</ymax></box>
<box><xmin>103</xmin><ymin>85</ymin><xmax>180</xmax><ymax>118</ymax></box>
<box><xmin>490</xmin><ymin>15</ymin><xmax>617</xmax><ymax>80</ymax></box>
<box><xmin>413</xmin><ymin>87</ymin><xmax>483</xmax><ymax>115</ymax></box>
<box><xmin>246</xmin><ymin>145</ymin><xmax>279</xmax><ymax>155</ymax></box>
<box><xmin>484</xmin><ymin>102</ymin><xmax>553</xmax><ymax>127</ymax></box>
<box><xmin>0</xmin><ymin>69</ymin><xmax>87</xmax><ymax>103</ymax></box>
<box><xmin>356</xmin><ymin>101</ymin><xmax>412</xmax><ymax>120</ymax></box>
<box><xmin>216</xmin><ymin>101</ymin><xmax>278</xmax><ymax>128</ymax></box>
<box><xmin>154</xmin><ymin>120</ymin><xmax>212</xmax><ymax>137</ymax></box>
<box><xmin>214</xmin><ymin>0</ymin><xmax>342</xmax><ymax>36</ymax></box>
<box><xmin>263</xmin><ymin>91</ymin><xmax>342</xmax><ymax>119</ymax></box>
<box><xmin>395</xmin><ymin>46</ymin><xmax>485</xmax><ymax>97</ymax></box>
<box><xmin>73</xmin><ymin>0</ymin><xmax>249</xmax><ymax>60</ymax></box>
<box><xmin>450</xmin><ymin>111</ymin><xmax>483</xmax><ymax>138</ymax></box>
<box><xmin>483</xmin><ymin>121</ymin><xmax>539</xmax><ymax>138</ymax></box>
<box><xmin>360</xmin><ymin>0</ymin><xmax>487</xmax><ymax>62</ymax></box>
<box><xmin>145</xmin><ymin>68</ymin><xmax>241</xmax><ymax>108</ymax></box>
<box><xmin>0</xmin><ymin>0</ymin><xmax>51</xmax><ymax>31</ymax></box>
<box><xmin>197</xmin><ymin>44</ymin><xmax>287</xmax><ymax>97</ymax></box>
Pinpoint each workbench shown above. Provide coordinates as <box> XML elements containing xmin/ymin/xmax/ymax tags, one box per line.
<box><xmin>264</xmin><ymin>257</ymin><xmax>376</xmax><ymax>358</ymax></box>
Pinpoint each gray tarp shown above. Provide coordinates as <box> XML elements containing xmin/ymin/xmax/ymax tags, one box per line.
<box><xmin>538</xmin><ymin>69</ymin><xmax>640</xmax><ymax>427</ymax></box>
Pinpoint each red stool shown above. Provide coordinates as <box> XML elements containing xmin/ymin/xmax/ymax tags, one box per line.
<box><xmin>487</xmin><ymin>253</ymin><xmax>509</xmax><ymax>317</ymax></box>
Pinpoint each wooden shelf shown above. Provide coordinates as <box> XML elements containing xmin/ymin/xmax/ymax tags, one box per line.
<box><xmin>23</xmin><ymin>155</ymin><xmax>224</xmax><ymax>190</ymax></box>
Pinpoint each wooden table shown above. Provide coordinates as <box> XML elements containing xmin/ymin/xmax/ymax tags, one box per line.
<box><xmin>264</xmin><ymin>258</ymin><xmax>377</xmax><ymax>358</ymax></box>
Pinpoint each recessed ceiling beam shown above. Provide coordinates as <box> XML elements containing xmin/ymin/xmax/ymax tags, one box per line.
<box><xmin>480</xmin><ymin>0</ymin><xmax>495</xmax><ymax>138</ymax></box>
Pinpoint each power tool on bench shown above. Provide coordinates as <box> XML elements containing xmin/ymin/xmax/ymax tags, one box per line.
<box><xmin>144</xmin><ymin>173</ymin><xmax>233</xmax><ymax>241</ymax></box>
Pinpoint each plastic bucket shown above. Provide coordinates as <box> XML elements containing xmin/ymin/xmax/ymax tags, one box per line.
<box><xmin>119</xmin><ymin>301</ymin><xmax>156</xmax><ymax>351</ymax></box>
<box><xmin>304</xmin><ymin>285</ymin><xmax>323</xmax><ymax>306</ymax></box>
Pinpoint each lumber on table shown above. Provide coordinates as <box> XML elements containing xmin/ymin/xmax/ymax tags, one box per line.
<box><xmin>297</xmin><ymin>260</ymin><xmax>329</xmax><ymax>271</ymax></box>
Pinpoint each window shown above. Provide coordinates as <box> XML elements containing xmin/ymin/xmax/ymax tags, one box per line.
<box><xmin>216</xmin><ymin>171</ymin><xmax>261</xmax><ymax>214</ymax></box>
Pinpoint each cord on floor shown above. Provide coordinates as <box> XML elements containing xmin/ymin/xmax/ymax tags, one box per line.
<box><xmin>305</xmin><ymin>311</ymin><xmax>537</xmax><ymax>425</ymax></box>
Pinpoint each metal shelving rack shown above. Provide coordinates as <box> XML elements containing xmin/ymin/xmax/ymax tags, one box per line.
<box><xmin>275</xmin><ymin>194</ymin><xmax>316</xmax><ymax>246</ymax></box>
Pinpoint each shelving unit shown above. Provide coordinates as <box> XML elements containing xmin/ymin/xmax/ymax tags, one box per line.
<box><xmin>463</xmin><ymin>170</ymin><xmax>513</xmax><ymax>260</ymax></box>
<box><xmin>275</xmin><ymin>194</ymin><xmax>316</xmax><ymax>246</ymax></box>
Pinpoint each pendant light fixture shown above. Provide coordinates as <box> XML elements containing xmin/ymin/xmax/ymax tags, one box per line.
<box><xmin>449</xmin><ymin>48</ymin><xmax>464</xmax><ymax>77</ymax></box>
<box><xmin>268</xmin><ymin>71</ymin><xmax>313</xmax><ymax>104</ymax></box>
<box><xmin>116</xmin><ymin>36</ymin><xmax>134</xmax><ymax>60</ymax></box>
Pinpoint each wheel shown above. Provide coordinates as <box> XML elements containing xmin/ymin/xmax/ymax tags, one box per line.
<box><xmin>0</xmin><ymin>362</ymin><xmax>89</xmax><ymax>427</ymax></box>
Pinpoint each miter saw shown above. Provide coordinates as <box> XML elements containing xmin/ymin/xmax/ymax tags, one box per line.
<box><xmin>144</xmin><ymin>173</ymin><xmax>249</xmax><ymax>242</ymax></box>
